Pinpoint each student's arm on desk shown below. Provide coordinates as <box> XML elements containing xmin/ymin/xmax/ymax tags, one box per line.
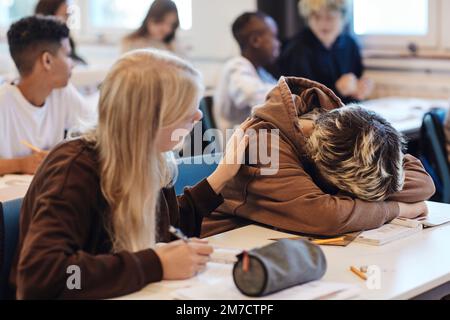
<box><xmin>224</xmin><ymin>138</ymin><xmax>400</xmax><ymax>236</ymax></box>
<box><xmin>387</xmin><ymin>154</ymin><xmax>436</xmax><ymax>203</ymax></box>
<box><xmin>0</xmin><ymin>153</ymin><xmax>46</xmax><ymax>175</ymax></box>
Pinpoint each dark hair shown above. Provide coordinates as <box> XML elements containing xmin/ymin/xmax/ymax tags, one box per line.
<box><xmin>7</xmin><ymin>15</ymin><xmax>70</xmax><ymax>76</ymax></box>
<box><xmin>126</xmin><ymin>0</ymin><xmax>180</xmax><ymax>44</ymax></box>
<box><xmin>232</xmin><ymin>11</ymin><xmax>269</xmax><ymax>50</ymax></box>
<box><xmin>35</xmin><ymin>0</ymin><xmax>67</xmax><ymax>15</ymax></box>
<box><xmin>35</xmin><ymin>0</ymin><xmax>86</xmax><ymax>65</ymax></box>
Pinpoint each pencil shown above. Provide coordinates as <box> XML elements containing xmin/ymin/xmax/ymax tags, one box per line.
<box><xmin>350</xmin><ymin>266</ymin><xmax>368</xmax><ymax>281</ymax></box>
<box><xmin>312</xmin><ymin>237</ymin><xmax>346</xmax><ymax>245</ymax></box>
<box><xmin>20</xmin><ymin>140</ymin><xmax>43</xmax><ymax>153</ymax></box>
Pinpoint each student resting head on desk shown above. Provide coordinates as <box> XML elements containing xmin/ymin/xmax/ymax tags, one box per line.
<box><xmin>0</xmin><ymin>16</ymin><xmax>92</xmax><ymax>176</ymax></box>
<box><xmin>206</xmin><ymin>77</ymin><xmax>436</xmax><ymax>238</ymax></box>
<box><xmin>9</xmin><ymin>49</ymin><xmax>250</xmax><ymax>300</ymax></box>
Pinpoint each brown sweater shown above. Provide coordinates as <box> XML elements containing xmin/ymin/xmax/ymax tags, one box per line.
<box><xmin>211</xmin><ymin>77</ymin><xmax>436</xmax><ymax>237</ymax></box>
<box><xmin>9</xmin><ymin>139</ymin><xmax>224</xmax><ymax>300</ymax></box>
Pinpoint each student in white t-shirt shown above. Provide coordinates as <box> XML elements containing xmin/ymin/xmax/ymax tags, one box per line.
<box><xmin>0</xmin><ymin>15</ymin><xmax>93</xmax><ymax>176</ymax></box>
<box><xmin>213</xmin><ymin>12</ymin><xmax>281</xmax><ymax>136</ymax></box>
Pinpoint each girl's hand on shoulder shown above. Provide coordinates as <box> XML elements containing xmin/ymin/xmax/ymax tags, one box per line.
<box><xmin>207</xmin><ymin>119</ymin><xmax>252</xmax><ymax>195</ymax></box>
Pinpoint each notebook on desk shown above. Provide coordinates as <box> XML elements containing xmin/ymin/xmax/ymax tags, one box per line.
<box><xmin>392</xmin><ymin>211</ymin><xmax>450</xmax><ymax>228</ymax></box>
<box><xmin>354</xmin><ymin>224</ymin><xmax>423</xmax><ymax>246</ymax></box>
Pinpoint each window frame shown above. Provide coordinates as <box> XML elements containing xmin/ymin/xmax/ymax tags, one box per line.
<box><xmin>442</xmin><ymin>0</ymin><xmax>450</xmax><ymax>50</ymax></box>
<box><xmin>0</xmin><ymin>0</ymin><xmax>193</xmax><ymax>43</ymax></box>
<box><xmin>353</xmin><ymin>0</ymin><xmax>440</xmax><ymax>50</ymax></box>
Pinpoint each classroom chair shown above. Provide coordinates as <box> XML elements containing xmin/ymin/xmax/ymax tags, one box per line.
<box><xmin>420</xmin><ymin>109</ymin><xmax>450</xmax><ymax>203</ymax></box>
<box><xmin>180</xmin><ymin>96</ymin><xmax>221</xmax><ymax>157</ymax></box>
<box><xmin>175</xmin><ymin>154</ymin><xmax>220</xmax><ymax>195</ymax></box>
<box><xmin>199</xmin><ymin>96</ymin><xmax>217</xmax><ymax>132</ymax></box>
<box><xmin>0</xmin><ymin>198</ymin><xmax>22</xmax><ymax>299</ymax></box>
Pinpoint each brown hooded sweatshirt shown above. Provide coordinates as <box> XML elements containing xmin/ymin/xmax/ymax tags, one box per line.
<box><xmin>208</xmin><ymin>77</ymin><xmax>435</xmax><ymax>237</ymax></box>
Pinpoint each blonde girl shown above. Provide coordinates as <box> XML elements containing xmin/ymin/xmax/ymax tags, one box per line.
<box><xmin>10</xmin><ymin>49</ymin><xmax>248</xmax><ymax>300</ymax></box>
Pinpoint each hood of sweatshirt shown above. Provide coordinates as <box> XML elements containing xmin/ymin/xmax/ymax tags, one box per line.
<box><xmin>252</xmin><ymin>76</ymin><xmax>344</xmax><ymax>155</ymax></box>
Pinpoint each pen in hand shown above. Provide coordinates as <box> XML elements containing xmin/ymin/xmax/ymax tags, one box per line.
<box><xmin>169</xmin><ymin>226</ymin><xmax>190</xmax><ymax>243</ymax></box>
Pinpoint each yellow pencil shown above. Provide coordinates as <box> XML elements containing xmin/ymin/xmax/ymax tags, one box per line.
<box><xmin>350</xmin><ymin>266</ymin><xmax>368</xmax><ymax>281</ymax></box>
<box><xmin>21</xmin><ymin>140</ymin><xmax>43</xmax><ymax>153</ymax></box>
<box><xmin>312</xmin><ymin>237</ymin><xmax>346</xmax><ymax>245</ymax></box>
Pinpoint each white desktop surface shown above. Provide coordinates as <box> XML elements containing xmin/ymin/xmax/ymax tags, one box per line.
<box><xmin>116</xmin><ymin>201</ymin><xmax>450</xmax><ymax>300</ymax></box>
<box><xmin>361</xmin><ymin>97</ymin><xmax>449</xmax><ymax>135</ymax></box>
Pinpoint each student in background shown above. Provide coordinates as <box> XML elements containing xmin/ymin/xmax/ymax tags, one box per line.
<box><xmin>214</xmin><ymin>77</ymin><xmax>435</xmax><ymax>237</ymax></box>
<box><xmin>121</xmin><ymin>0</ymin><xmax>185</xmax><ymax>56</ymax></box>
<box><xmin>35</xmin><ymin>0</ymin><xmax>87</xmax><ymax>65</ymax></box>
<box><xmin>213</xmin><ymin>12</ymin><xmax>280</xmax><ymax>137</ymax></box>
<box><xmin>0</xmin><ymin>16</ymin><xmax>92</xmax><ymax>176</ymax></box>
<box><xmin>10</xmin><ymin>49</ymin><xmax>249</xmax><ymax>300</ymax></box>
<box><xmin>279</xmin><ymin>0</ymin><xmax>373</xmax><ymax>104</ymax></box>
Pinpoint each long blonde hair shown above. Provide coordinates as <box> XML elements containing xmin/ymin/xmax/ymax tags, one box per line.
<box><xmin>85</xmin><ymin>49</ymin><xmax>203</xmax><ymax>252</ymax></box>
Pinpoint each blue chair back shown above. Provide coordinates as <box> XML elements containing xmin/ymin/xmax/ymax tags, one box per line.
<box><xmin>421</xmin><ymin>111</ymin><xmax>450</xmax><ymax>203</ymax></box>
<box><xmin>175</xmin><ymin>154</ymin><xmax>220</xmax><ymax>195</ymax></box>
<box><xmin>0</xmin><ymin>198</ymin><xmax>22</xmax><ymax>299</ymax></box>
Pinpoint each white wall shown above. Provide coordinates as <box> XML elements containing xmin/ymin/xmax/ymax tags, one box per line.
<box><xmin>183</xmin><ymin>0</ymin><xmax>256</xmax><ymax>59</ymax></box>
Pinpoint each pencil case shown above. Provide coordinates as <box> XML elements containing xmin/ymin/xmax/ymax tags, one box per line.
<box><xmin>232</xmin><ymin>239</ymin><xmax>327</xmax><ymax>297</ymax></box>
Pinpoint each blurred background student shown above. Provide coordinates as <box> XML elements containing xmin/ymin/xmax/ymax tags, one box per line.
<box><xmin>279</xmin><ymin>0</ymin><xmax>373</xmax><ymax>104</ymax></box>
<box><xmin>213</xmin><ymin>12</ymin><xmax>280</xmax><ymax>137</ymax></box>
<box><xmin>35</xmin><ymin>0</ymin><xmax>87</xmax><ymax>65</ymax></box>
<box><xmin>121</xmin><ymin>0</ymin><xmax>186</xmax><ymax>56</ymax></box>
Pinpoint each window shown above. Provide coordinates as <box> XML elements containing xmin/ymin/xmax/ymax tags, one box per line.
<box><xmin>354</xmin><ymin>0</ymin><xmax>428</xmax><ymax>36</ymax></box>
<box><xmin>0</xmin><ymin>0</ymin><xmax>192</xmax><ymax>37</ymax></box>
<box><xmin>88</xmin><ymin>0</ymin><xmax>192</xmax><ymax>31</ymax></box>
<box><xmin>353</xmin><ymin>0</ymin><xmax>438</xmax><ymax>49</ymax></box>
<box><xmin>443</xmin><ymin>0</ymin><xmax>450</xmax><ymax>49</ymax></box>
<box><xmin>0</xmin><ymin>0</ymin><xmax>37</xmax><ymax>28</ymax></box>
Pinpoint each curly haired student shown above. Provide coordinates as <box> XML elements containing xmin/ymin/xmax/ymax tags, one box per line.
<box><xmin>210</xmin><ymin>77</ymin><xmax>435</xmax><ymax>237</ymax></box>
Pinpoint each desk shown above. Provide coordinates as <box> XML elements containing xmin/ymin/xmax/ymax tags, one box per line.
<box><xmin>117</xmin><ymin>201</ymin><xmax>450</xmax><ymax>300</ymax></box>
<box><xmin>0</xmin><ymin>175</ymin><xmax>32</xmax><ymax>202</ymax></box>
<box><xmin>362</xmin><ymin>97</ymin><xmax>449</xmax><ymax>139</ymax></box>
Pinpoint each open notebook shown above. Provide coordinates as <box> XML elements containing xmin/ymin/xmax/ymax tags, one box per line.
<box><xmin>355</xmin><ymin>209</ymin><xmax>450</xmax><ymax>246</ymax></box>
<box><xmin>354</xmin><ymin>224</ymin><xmax>423</xmax><ymax>246</ymax></box>
<box><xmin>391</xmin><ymin>211</ymin><xmax>450</xmax><ymax>228</ymax></box>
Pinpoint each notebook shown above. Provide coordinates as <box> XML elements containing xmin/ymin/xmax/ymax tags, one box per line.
<box><xmin>391</xmin><ymin>211</ymin><xmax>450</xmax><ymax>228</ymax></box>
<box><xmin>354</xmin><ymin>223</ymin><xmax>423</xmax><ymax>246</ymax></box>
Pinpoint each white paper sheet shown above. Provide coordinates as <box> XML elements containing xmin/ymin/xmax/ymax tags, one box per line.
<box><xmin>173</xmin><ymin>279</ymin><xmax>361</xmax><ymax>300</ymax></box>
